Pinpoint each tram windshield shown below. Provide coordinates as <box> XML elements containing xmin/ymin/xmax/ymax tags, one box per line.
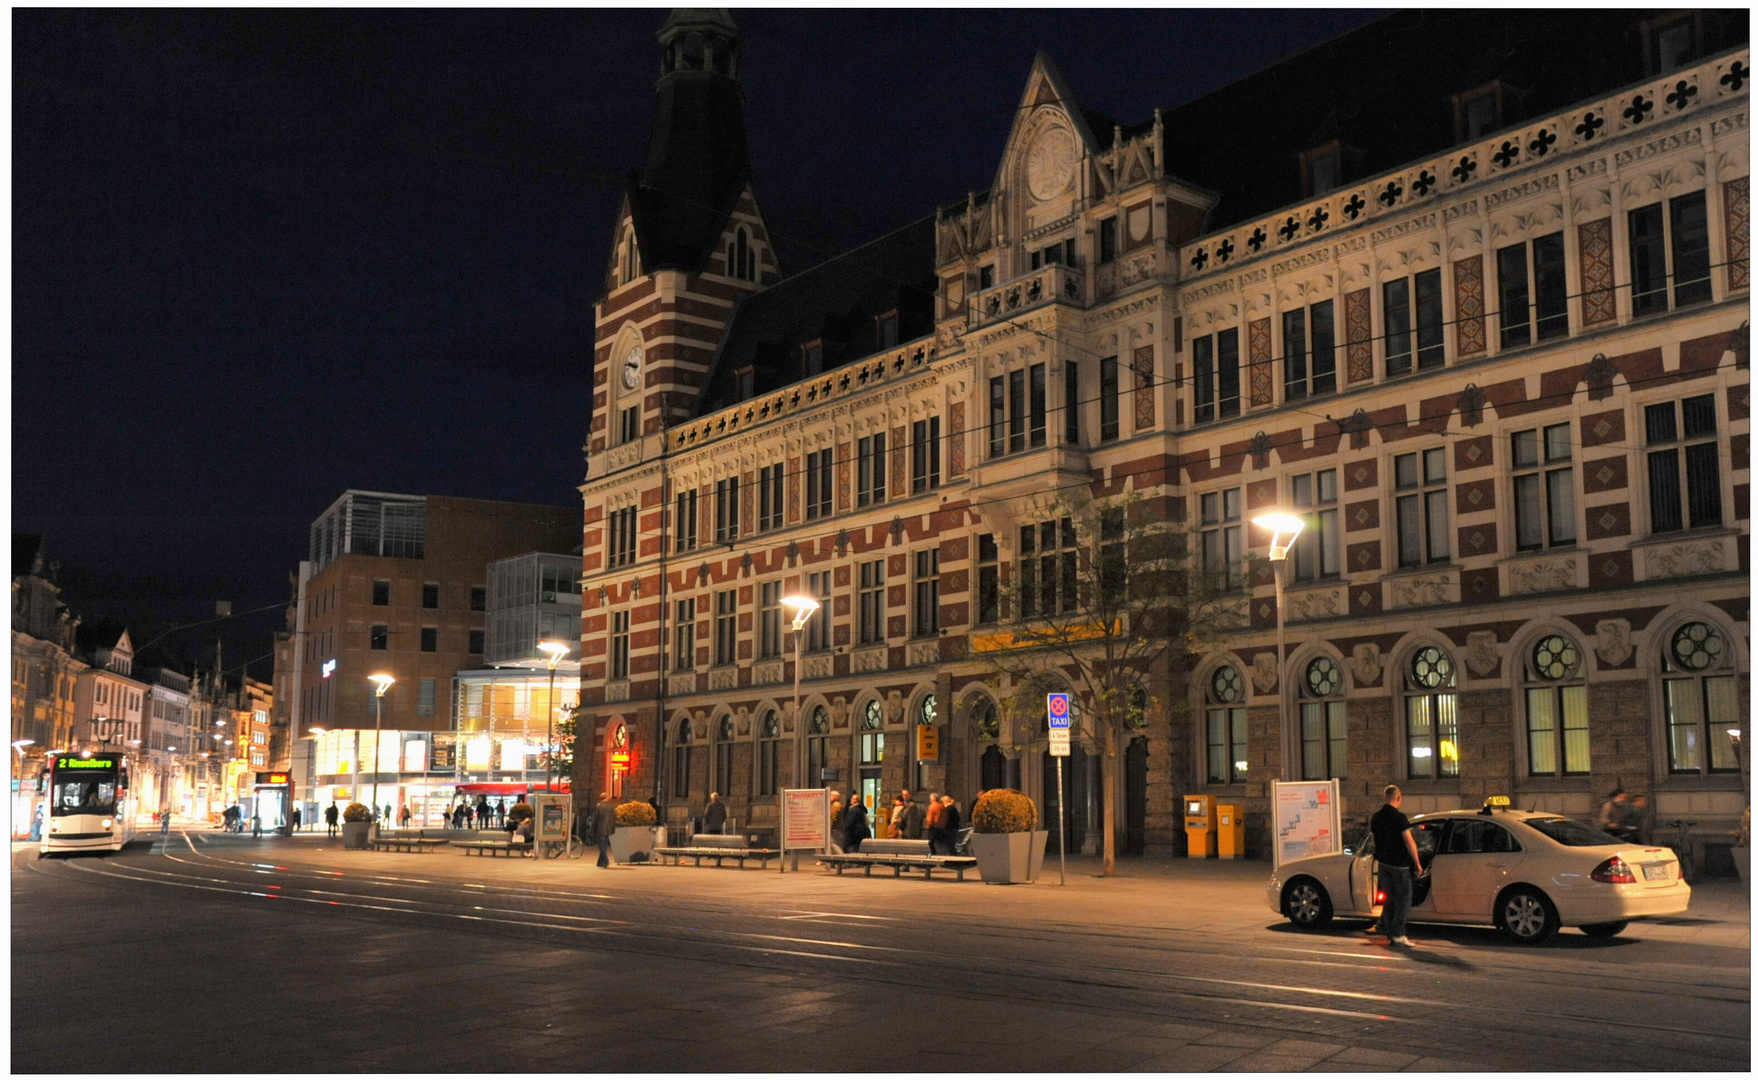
<box><xmin>51</xmin><ymin>775</ymin><xmax>118</xmax><ymax>816</ymax></box>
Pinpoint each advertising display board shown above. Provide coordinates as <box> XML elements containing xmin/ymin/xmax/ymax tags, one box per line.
<box><xmin>780</xmin><ymin>787</ymin><xmax>830</xmax><ymax>872</ymax></box>
<box><xmin>534</xmin><ymin>793</ymin><xmax>572</xmax><ymax>844</ymax></box>
<box><xmin>1272</xmin><ymin>780</ymin><xmax>1342</xmax><ymax>867</ymax></box>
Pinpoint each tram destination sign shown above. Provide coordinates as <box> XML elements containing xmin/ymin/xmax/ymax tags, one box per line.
<box><xmin>57</xmin><ymin>757</ymin><xmax>117</xmax><ymax>770</ymax></box>
<box><xmin>1047</xmin><ymin>693</ymin><xmax>1070</xmax><ymax>757</ymax></box>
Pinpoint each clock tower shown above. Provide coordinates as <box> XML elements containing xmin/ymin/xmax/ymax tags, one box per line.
<box><xmin>590</xmin><ymin>8</ymin><xmax>776</xmax><ymax>467</ymax></box>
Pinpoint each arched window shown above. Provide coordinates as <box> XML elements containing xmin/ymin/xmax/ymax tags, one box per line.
<box><xmin>1299</xmin><ymin>656</ymin><xmax>1347</xmax><ymax>780</ymax></box>
<box><xmin>758</xmin><ymin>710</ymin><xmax>781</xmax><ymax>796</ymax></box>
<box><xmin>858</xmin><ymin>702</ymin><xmax>884</xmax><ymax>815</ymax></box>
<box><xmin>715</xmin><ymin>715</ymin><xmax>736</xmax><ymax>800</ymax></box>
<box><xmin>608</xmin><ymin>722</ymin><xmax>628</xmax><ymax>798</ymax></box>
<box><xmin>734</xmin><ymin>228</ymin><xmax>753</xmax><ymax>281</ymax></box>
<box><xmin>1405</xmin><ymin>647</ymin><xmax>1459</xmax><ymax>779</ymax></box>
<box><xmin>1205</xmin><ymin>665</ymin><xmax>1247</xmax><ymax>784</ymax></box>
<box><xmin>915</xmin><ymin>693</ymin><xmax>937</xmax><ymax>789</ymax></box>
<box><xmin>672</xmin><ymin>719</ymin><xmax>694</xmax><ymax>799</ymax></box>
<box><xmin>1524</xmin><ymin>634</ymin><xmax>1588</xmax><ymax>776</ymax></box>
<box><xmin>806</xmin><ymin>706</ymin><xmax>829</xmax><ymax>787</ymax></box>
<box><xmin>621</xmin><ymin>231</ymin><xmax>636</xmax><ymax>283</ymax></box>
<box><xmin>971</xmin><ymin>697</ymin><xmax>1000</xmax><ymax>741</ymax></box>
<box><xmin>1663</xmin><ymin>621</ymin><xmax>1740</xmax><ymax>774</ymax></box>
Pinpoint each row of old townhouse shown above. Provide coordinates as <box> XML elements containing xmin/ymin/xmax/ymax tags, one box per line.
<box><xmin>11</xmin><ymin>534</ymin><xmax>274</xmax><ymax>831</ymax></box>
<box><xmin>573</xmin><ymin>11</ymin><xmax>1750</xmax><ymax>872</ymax></box>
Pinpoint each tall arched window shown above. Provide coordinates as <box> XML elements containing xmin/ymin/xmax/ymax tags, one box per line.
<box><xmin>758</xmin><ymin>710</ymin><xmax>780</xmax><ymax>796</ymax></box>
<box><xmin>806</xmin><ymin>706</ymin><xmax>829</xmax><ymax>787</ymax></box>
<box><xmin>1524</xmin><ymin>634</ymin><xmax>1588</xmax><ymax>776</ymax></box>
<box><xmin>715</xmin><ymin>715</ymin><xmax>736</xmax><ymax>798</ymax></box>
<box><xmin>1299</xmin><ymin>656</ymin><xmax>1347</xmax><ymax>780</ymax></box>
<box><xmin>672</xmin><ymin>718</ymin><xmax>694</xmax><ymax>799</ymax></box>
<box><xmin>1206</xmin><ymin>665</ymin><xmax>1247</xmax><ymax>784</ymax></box>
<box><xmin>1663</xmin><ymin>621</ymin><xmax>1740</xmax><ymax>774</ymax></box>
<box><xmin>858</xmin><ymin>701</ymin><xmax>884</xmax><ymax>816</ymax></box>
<box><xmin>1405</xmin><ymin>646</ymin><xmax>1458</xmax><ymax>779</ymax></box>
<box><xmin>734</xmin><ymin>228</ymin><xmax>753</xmax><ymax>280</ymax></box>
<box><xmin>608</xmin><ymin>722</ymin><xmax>627</xmax><ymax>798</ymax></box>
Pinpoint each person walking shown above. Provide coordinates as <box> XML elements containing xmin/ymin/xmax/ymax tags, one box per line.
<box><xmin>251</xmin><ymin>811</ymin><xmax>262</xmax><ymax>838</ymax></box>
<box><xmin>704</xmin><ymin>792</ymin><xmax>728</xmax><ymax>835</ymax></box>
<box><xmin>593</xmin><ymin>793</ymin><xmax>619</xmax><ymax>868</ymax></box>
<box><xmin>940</xmin><ymin>794</ymin><xmax>962</xmax><ymax>853</ymax></box>
<box><xmin>399</xmin><ymin>804</ymin><xmax>412</xmax><ymax>829</ymax></box>
<box><xmin>924</xmin><ymin>791</ymin><xmax>946</xmax><ymax>853</ymax></box>
<box><xmin>1370</xmin><ymin>784</ymin><xmax>1423</xmax><ymax>948</ymax></box>
<box><xmin>291</xmin><ymin>807</ymin><xmax>302</xmax><ymax>832</ymax></box>
<box><xmin>828</xmin><ymin>790</ymin><xmax>846</xmax><ymax>852</ymax></box>
<box><xmin>324</xmin><ymin>802</ymin><xmax>339</xmax><ymax>838</ymax></box>
<box><xmin>495</xmin><ymin>802</ymin><xmax>506</xmax><ymax>829</ymax></box>
<box><xmin>842</xmin><ymin>794</ymin><xmax>871</xmax><ymax>853</ymax></box>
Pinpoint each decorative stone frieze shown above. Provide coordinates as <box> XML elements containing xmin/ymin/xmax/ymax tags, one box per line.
<box><xmin>1643</xmin><ymin>538</ymin><xmax>1729</xmax><ymax>579</ymax></box>
<box><xmin>1386</xmin><ymin>572</ymin><xmax>1453</xmax><ymax>610</ymax></box>
<box><xmin>606</xmin><ymin>680</ymin><xmax>631</xmax><ymax>703</ymax></box>
<box><xmin>1508</xmin><ymin>555</ymin><xmax>1578</xmax><ymax>594</ymax></box>
<box><xmin>753</xmin><ymin>660</ymin><xmax>784</xmax><ymax>685</ymax></box>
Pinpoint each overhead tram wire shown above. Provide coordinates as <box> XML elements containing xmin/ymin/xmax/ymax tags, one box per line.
<box><xmin>591</xmin><ymin>172</ymin><xmax>1746</xmax><ymax>486</ymax></box>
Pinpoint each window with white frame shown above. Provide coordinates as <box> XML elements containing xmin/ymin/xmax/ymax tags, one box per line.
<box><xmin>805</xmin><ymin>449</ymin><xmax>833</xmax><ymax>520</ymax></box>
<box><xmin>1282</xmin><ymin>300</ymin><xmax>1337</xmax><ymax>400</ymax></box>
<box><xmin>857</xmin><ymin>559</ymin><xmax>886</xmax><ymax>645</ymax></box>
<box><xmin>674</xmin><ymin>598</ymin><xmax>696</xmax><ymax>671</ymax></box>
<box><xmin>1394</xmin><ymin>449</ymin><xmax>1450</xmax><ymax>567</ymax></box>
<box><xmin>1383</xmin><ymin>268</ymin><xmax>1444</xmax><ymax>375</ymax></box>
<box><xmin>713</xmin><ymin>590</ymin><xmax>737</xmax><ymax>666</ymax></box>
<box><xmin>1404</xmin><ymin>646</ymin><xmax>1459</xmax><ymax>780</ymax></box>
<box><xmin>607</xmin><ymin>505</ymin><xmax>638</xmax><ymax>568</ymax></box>
<box><xmin>1662</xmin><ymin>621</ymin><xmax>1740</xmax><ymax>775</ymax></box>
<box><xmin>1524</xmin><ymin>634</ymin><xmax>1588</xmax><ymax>776</ymax></box>
<box><xmin>714</xmin><ymin>477</ymin><xmax>740</xmax><ymax>543</ymax></box>
<box><xmin>989</xmin><ymin>364</ymin><xmax>1048</xmax><ymax>457</ymax></box>
<box><xmin>758</xmin><ymin>582</ymin><xmax>782</xmax><ymax>659</ymax></box>
<box><xmin>857</xmin><ymin>433</ymin><xmax>886</xmax><ymax>505</ymax></box>
<box><xmin>1200</xmin><ymin>488</ymin><xmax>1243</xmax><ymax>589</ymax></box>
<box><xmin>1646</xmin><ymin>395</ymin><xmax>1722</xmax><ymax>534</ymax></box>
<box><xmin>911</xmin><ymin>417</ymin><xmax>941</xmax><ymax>492</ymax></box>
<box><xmin>610</xmin><ymin>610</ymin><xmax>630</xmax><ymax>680</ymax></box>
<box><xmin>1099</xmin><ymin>356</ymin><xmax>1120</xmax><ymax>441</ymax></box>
<box><xmin>1497</xmin><ymin>233</ymin><xmax>1568</xmax><ymax>347</ymax></box>
<box><xmin>1191</xmin><ymin>329</ymin><xmax>1240</xmax><ymax>422</ymax></box>
<box><xmin>674</xmin><ymin>489</ymin><xmax>698</xmax><ymax>553</ymax></box>
<box><xmin>758</xmin><ymin>464</ymin><xmax>784</xmax><ymax>531</ymax></box>
<box><xmin>1205</xmin><ymin>665</ymin><xmax>1248</xmax><ymax>784</ymax></box>
<box><xmin>912</xmin><ymin>550</ymin><xmax>939</xmax><ymax>637</ymax></box>
<box><xmin>1299</xmin><ymin>656</ymin><xmax>1347</xmax><ymax>780</ymax></box>
<box><xmin>1629</xmin><ymin>191</ymin><xmax>1710</xmax><ymax>316</ymax></box>
<box><xmin>1512</xmin><ymin>424</ymin><xmax>1576</xmax><ymax>550</ymax></box>
<box><xmin>1290</xmin><ymin>469</ymin><xmax>1340</xmax><ymax>582</ymax></box>
<box><xmin>805</xmin><ymin>571</ymin><xmax>832</xmax><ymax>652</ymax></box>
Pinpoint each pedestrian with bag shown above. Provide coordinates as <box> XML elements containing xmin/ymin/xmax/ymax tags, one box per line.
<box><xmin>593</xmin><ymin>793</ymin><xmax>619</xmax><ymax>868</ymax></box>
<box><xmin>1370</xmin><ymin>784</ymin><xmax>1423</xmax><ymax>948</ymax></box>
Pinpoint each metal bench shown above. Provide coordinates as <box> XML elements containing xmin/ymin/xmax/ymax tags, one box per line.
<box><xmin>454</xmin><ymin>840</ymin><xmax>531</xmax><ymax>858</ymax></box>
<box><xmin>817</xmin><ymin>838</ymin><xmax>978</xmax><ymax>880</ymax></box>
<box><xmin>653</xmin><ymin>833</ymin><xmax>780</xmax><ymax>868</ymax></box>
<box><xmin>369</xmin><ymin>836</ymin><xmax>450</xmax><ymax>853</ymax></box>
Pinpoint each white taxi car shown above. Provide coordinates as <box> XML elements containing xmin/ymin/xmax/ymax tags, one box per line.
<box><xmin>1266</xmin><ymin>798</ymin><xmax>1691</xmax><ymax>943</ymax></box>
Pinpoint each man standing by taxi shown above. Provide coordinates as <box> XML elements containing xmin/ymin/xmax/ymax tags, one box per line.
<box><xmin>1371</xmin><ymin>785</ymin><xmax>1423</xmax><ymax>948</ymax></box>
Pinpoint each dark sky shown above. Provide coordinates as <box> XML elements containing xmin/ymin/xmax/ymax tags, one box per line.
<box><xmin>12</xmin><ymin>7</ymin><xmax>1379</xmax><ymax>677</ymax></box>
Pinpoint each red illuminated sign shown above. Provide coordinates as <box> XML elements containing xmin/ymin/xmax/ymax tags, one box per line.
<box><xmin>259</xmin><ymin>772</ymin><xmax>291</xmax><ymax>785</ymax></box>
<box><xmin>609</xmin><ymin>750</ymin><xmax>631</xmax><ymax>771</ymax></box>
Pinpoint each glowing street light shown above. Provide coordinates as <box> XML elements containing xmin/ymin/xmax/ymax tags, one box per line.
<box><xmin>538</xmin><ymin>640</ymin><xmax>572</xmax><ymax>791</ymax></box>
<box><xmin>1252</xmin><ymin>510</ymin><xmax>1306</xmax><ymax>781</ymax></box>
<box><xmin>780</xmin><ymin>596</ymin><xmax>820</xmax><ymax>833</ymax></box>
<box><xmin>367</xmin><ymin>674</ymin><xmax>395</xmax><ymax>821</ymax></box>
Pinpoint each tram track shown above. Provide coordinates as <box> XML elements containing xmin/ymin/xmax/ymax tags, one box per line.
<box><xmin>19</xmin><ymin>840</ymin><xmax>1748</xmax><ymax>1068</ymax></box>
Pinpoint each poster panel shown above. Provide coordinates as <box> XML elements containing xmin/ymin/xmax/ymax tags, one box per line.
<box><xmin>782</xmin><ymin>788</ymin><xmax>829</xmax><ymax>850</ymax></box>
<box><xmin>1272</xmin><ymin>780</ymin><xmax>1341</xmax><ymax>867</ymax></box>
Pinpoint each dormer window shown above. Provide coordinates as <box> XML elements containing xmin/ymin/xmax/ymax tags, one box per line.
<box><xmin>731</xmin><ymin>228</ymin><xmax>755</xmax><ymax>281</ymax></box>
<box><xmin>1454</xmin><ymin>84</ymin><xmax>1503</xmax><ymax>143</ymax></box>
<box><xmin>802</xmin><ymin>341</ymin><xmax>823</xmax><ymax>377</ymax></box>
<box><xmin>736</xmin><ymin>365</ymin><xmax>755</xmax><ymax>402</ymax></box>
<box><xmin>877</xmin><ymin>312</ymin><xmax>898</xmax><ymax>349</ymax></box>
<box><xmin>1301</xmin><ymin>143</ymin><xmax>1343</xmax><ymax>197</ymax></box>
<box><xmin>620</xmin><ymin>231</ymin><xmax>638</xmax><ymax>284</ymax></box>
<box><xmin>1646</xmin><ymin>14</ymin><xmax>1700</xmax><ymax>74</ymax></box>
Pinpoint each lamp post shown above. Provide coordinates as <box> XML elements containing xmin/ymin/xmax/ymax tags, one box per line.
<box><xmin>778</xmin><ymin>596</ymin><xmax>819</xmax><ymax>875</ymax></box>
<box><xmin>1251</xmin><ymin>511</ymin><xmax>1305</xmax><ymax>780</ymax></box>
<box><xmin>368</xmin><ymin>674</ymin><xmax>395</xmax><ymax>821</ymax></box>
<box><xmin>538</xmin><ymin>641</ymin><xmax>571</xmax><ymax>793</ymax></box>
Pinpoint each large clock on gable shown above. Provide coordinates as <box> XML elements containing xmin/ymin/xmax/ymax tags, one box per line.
<box><xmin>621</xmin><ymin>342</ymin><xmax>644</xmax><ymax>390</ymax></box>
<box><xmin>1025</xmin><ymin>126</ymin><xmax>1078</xmax><ymax>201</ymax></box>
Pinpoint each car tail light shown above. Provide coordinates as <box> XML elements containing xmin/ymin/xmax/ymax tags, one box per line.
<box><xmin>1591</xmin><ymin>856</ymin><xmax>1636</xmax><ymax>884</ymax></box>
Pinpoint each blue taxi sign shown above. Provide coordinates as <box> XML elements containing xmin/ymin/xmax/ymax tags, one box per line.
<box><xmin>1046</xmin><ymin>692</ymin><xmax>1071</xmax><ymax>729</ymax></box>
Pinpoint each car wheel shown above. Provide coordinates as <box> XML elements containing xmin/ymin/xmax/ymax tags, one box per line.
<box><xmin>1498</xmin><ymin>887</ymin><xmax>1559</xmax><ymax>944</ymax></box>
<box><xmin>1284</xmin><ymin>877</ymin><xmax>1334</xmax><ymax>929</ymax></box>
<box><xmin>1579</xmin><ymin>920</ymin><xmax>1628</xmax><ymax>938</ymax></box>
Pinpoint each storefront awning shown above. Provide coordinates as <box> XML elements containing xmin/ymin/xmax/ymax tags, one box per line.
<box><xmin>455</xmin><ymin>783</ymin><xmax>532</xmax><ymax>795</ymax></box>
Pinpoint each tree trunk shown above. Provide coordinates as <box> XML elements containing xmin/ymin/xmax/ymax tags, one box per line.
<box><xmin>1101</xmin><ymin>721</ymin><xmax>1117</xmax><ymax>876</ymax></box>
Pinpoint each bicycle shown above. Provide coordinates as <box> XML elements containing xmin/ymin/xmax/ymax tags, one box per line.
<box><xmin>1666</xmin><ymin>819</ymin><xmax>1697</xmax><ymax>882</ymax></box>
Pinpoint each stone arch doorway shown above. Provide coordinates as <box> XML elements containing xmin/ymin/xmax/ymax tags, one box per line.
<box><xmin>1040</xmin><ymin>742</ymin><xmax>1097</xmax><ymax>854</ymax></box>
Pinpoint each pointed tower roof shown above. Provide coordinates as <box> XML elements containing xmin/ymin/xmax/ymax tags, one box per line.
<box><xmin>626</xmin><ymin>9</ymin><xmax>753</xmax><ymax>273</ymax></box>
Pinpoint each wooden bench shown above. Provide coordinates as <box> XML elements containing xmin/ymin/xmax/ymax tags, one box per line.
<box><xmin>454</xmin><ymin>839</ymin><xmax>532</xmax><ymax>858</ymax></box>
<box><xmin>653</xmin><ymin>833</ymin><xmax>781</xmax><ymax>869</ymax></box>
<box><xmin>368</xmin><ymin>831</ymin><xmax>451</xmax><ymax>854</ymax></box>
<box><xmin>817</xmin><ymin>838</ymin><xmax>978</xmax><ymax>880</ymax></box>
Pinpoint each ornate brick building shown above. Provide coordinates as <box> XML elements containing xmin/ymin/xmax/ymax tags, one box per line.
<box><xmin>579</xmin><ymin>11</ymin><xmax>1749</xmax><ymax>867</ymax></box>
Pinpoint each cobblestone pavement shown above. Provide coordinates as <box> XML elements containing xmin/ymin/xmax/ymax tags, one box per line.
<box><xmin>11</xmin><ymin>832</ymin><xmax>1750</xmax><ymax>1072</ymax></box>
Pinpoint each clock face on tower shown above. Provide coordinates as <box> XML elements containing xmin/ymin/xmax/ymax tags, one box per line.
<box><xmin>621</xmin><ymin>343</ymin><xmax>643</xmax><ymax>390</ymax></box>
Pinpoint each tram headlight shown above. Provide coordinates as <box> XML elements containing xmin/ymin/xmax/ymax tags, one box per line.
<box><xmin>101</xmin><ymin>819</ymin><xmax>113</xmax><ymax>830</ymax></box>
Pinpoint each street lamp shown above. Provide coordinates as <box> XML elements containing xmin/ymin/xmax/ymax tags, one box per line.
<box><xmin>368</xmin><ymin>673</ymin><xmax>395</xmax><ymax>821</ymax></box>
<box><xmin>538</xmin><ymin>640</ymin><xmax>571</xmax><ymax>792</ymax></box>
<box><xmin>780</xmin><ymin>594</ymin><xmax>820</xmax><ymax>773</ymax></box>
<box><xmin>1252</xmin><ymin>511</ymin><xmax>1305</xmax><ymax>781</ymax></box>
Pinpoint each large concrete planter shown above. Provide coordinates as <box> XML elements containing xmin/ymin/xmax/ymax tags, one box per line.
<box><xmin>970</xmin><ymin>830</ymin><xmax>1049</xmax><ymax>884</ymax></box>
<box><xmin>341</xmin><ymin>821</ymin><xmax>372</xmax><ymax>850</ymax></box>
<box><xmin>1733</xmin><ymin>846</ymin><xmax>1749</xmax><ymax>885</ymax></box>
<box><xmin>608</xmin><ymin>825</ymin><xmax>657</xmax><ymax>864</ymax></box>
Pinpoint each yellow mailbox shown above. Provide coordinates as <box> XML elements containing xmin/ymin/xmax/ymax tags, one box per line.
<box><xmin>1216</xmin><ymin>804</ymin><xmax>1245</xmax><ymax>859</ymax></box>
<box><xmin>1183</xmin><ymin>794</ymin><xmax>1216</xmax><ymax>857</ymax></box>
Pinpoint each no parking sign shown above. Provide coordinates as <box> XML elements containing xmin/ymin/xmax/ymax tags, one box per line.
<box><xmin>1046</xmin><ymin>692</ymin><xmax>1070</xmax><ymax>757</ymax></box>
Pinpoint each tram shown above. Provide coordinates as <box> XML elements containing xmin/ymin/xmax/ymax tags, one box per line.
<box><xmin>40</xmin><ymin>751</ymin><xmax>137</xmax><ymax>856</ymax></box>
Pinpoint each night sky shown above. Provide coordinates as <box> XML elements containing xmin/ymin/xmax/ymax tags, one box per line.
<box><xmin>12</xmin><ymin>7</ymin><xmax>1379</xmax><ymax>676</ymax></box>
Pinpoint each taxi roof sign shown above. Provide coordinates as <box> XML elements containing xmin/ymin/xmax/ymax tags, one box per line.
<box><xmin>1480</xmin><ymin>795</ymin><xmax>1513</xmax><ymax>815</ymax></box>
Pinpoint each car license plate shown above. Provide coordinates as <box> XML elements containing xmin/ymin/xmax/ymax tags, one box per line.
<box><xmin>1641</xmin><ymin>863</ymin><xmax>1670</xmax><ymax>881</ymax></box>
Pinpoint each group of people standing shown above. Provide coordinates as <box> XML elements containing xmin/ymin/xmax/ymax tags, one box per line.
<box><xmin>1597</xmin><ymin>788</ymin><xmax>1651</xmax><ymax>844</ymax></box>
<box><xmin>822</xmin><ymin>789</ymin><xmax>962</xmax><ymax>854</ymax></box>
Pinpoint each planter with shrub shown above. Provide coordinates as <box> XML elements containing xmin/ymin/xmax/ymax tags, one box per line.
<box><xmin>340</xmin><ymin>802</ymin><xmax>374</xmax><ymax>850</ymax></box>
<box><xmin>608</xmin><ymin>801</ymin><xmax>659</xmax><ymax>863</ymax></box>
<box><xmin>969</xmin><ymin>788</ymin><xmax>1048</xmax><ymax>884</ymax></box>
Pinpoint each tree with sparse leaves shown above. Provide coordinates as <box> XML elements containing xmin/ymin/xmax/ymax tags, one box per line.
<box><xmin>975</xmin><ymin>490</ymin><xmax>1251</xmax><ymax>876</ymax></box>
<box><xmin>540</xmin><ymin>714</ymin><xmax>577</xmax><ymax>781</ymax></box>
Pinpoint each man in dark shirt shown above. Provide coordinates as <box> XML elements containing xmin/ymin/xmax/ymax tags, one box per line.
<box><xmin>1369</xmin><ymin>784</ymin><xmax>1423</xmax><ymax>947</ymax></box>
